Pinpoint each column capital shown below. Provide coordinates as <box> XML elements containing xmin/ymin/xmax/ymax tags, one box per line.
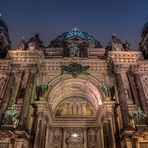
<box><xmin>11</xmin><ymin>64</ymin><xmax>23</xmax><ymax>74</ymax></box>
<box><xmin>128</xmin><ymin>65</ymin><xmax>140</xmax><ymax>74</ymax></box>
<box><xmin>28</xmin><ymin>64</ymin><xmax>38</xmax><ymax>73</ymax></box>
<box><xmin>37</xmin><ymin>112</ymin><xmax>48</xmax><ymax>121</ymax></box>
<box><xmin>113</xmin><ymin>65</ymin><xmax>129</xmax><ymax>74</ymax></box>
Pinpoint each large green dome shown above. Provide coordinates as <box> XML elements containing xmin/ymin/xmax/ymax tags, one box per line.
<box><xmin>49</xmin><ymin>26</ymin><xmax>102</xmax><ymax>48</ymax></box>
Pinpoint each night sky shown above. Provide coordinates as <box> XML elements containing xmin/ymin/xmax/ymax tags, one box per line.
<box><xmin>0</xmin><ymin>0</ymin><xmax>148</xmax><ymax>49</ymax></box>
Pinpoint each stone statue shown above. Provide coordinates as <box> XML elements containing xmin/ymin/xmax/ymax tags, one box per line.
<box><xmin>27</xmin><ymin>34</ymin><xmax>44</xmax><ymax>50</ymax></box>
<box><xmin>2</xmin><ymin>104</ymin><xmax>20</xmax><ymax>128</ymax></box>
<box><xmin>123</xmin><ymin>40</ymin><xmax>132</xmax><ymax>51</ymax></box>
<box><xmin>40</xmin><ymin>84</ymin><xmax>48</xmax><ymax>97</ymax></box>
<box><xmin>111</xmin><ymin>34</ymin><xmax>124</xmax><ymax>51</ymax></box>
<box><xmin>18</xmin><ymin>38</ymin><xmax>25</xmax><ymax>50</ymax></box>
<box><xmin>71</xmin><ymin>43</ymin><xmax>80</xmax><ymax>57</ymax></box>
<box><xmin>129</xmin><ymin>107</ymin><xmax>146</xmax><ymax>128</ymax></box>
<box><xmin>100</xmin><ymin>84</ymin><xmax>112</xmax><ymax>99</ymax></box>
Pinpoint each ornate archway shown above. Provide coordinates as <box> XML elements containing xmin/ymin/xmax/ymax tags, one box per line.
<box><xmin>34</xmin><ymin>74</ymin><xmax>114</xmax><ymax>148</ymax></box>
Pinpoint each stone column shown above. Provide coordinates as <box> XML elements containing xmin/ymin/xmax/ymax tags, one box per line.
<box><xmin>33</xmin><ymin>113</ymin><xmax>42</xmax><ymax>148</ymax></box>
<box><xmin>39</xmin><ymin>115</ymin><xmax>47</xmax><ymax>148</ymax></box>
<box><xmin>108</xmin><ymin>114</ymin><xmax>116</xmax><ymax>148</ymax></box>
<box><xmin>84</xmin><ymin>128</ymin><xmax>87</xmax><ymax>148</ymax></box>
<box><xmin>102</xmin><ymin>117</ymin><xmax>113</xmax><ymax>148</ymax></box>
<box><xmin>127</xmin><ymin>72</ymin><xmax>140</xmax><ymax>106</ymax></box>
<box><xmin>62</xmin><ymin>128</ymin><xmax>67</xmax><ymax>148</ymax></box>
<box><xmin>115</xmin><ymin>65</ymin><xmax>129</xmax><ymax>128</ymax></box>
<box><xmin>100</xmin><ymin>124</ymin><xmax>104</xmax><ymax>148</ymax></box>
<box><xmin>134</xmin><ymin>73</ymin><xmax>148</xmax><ymax>108</ymax></box>
<box><xmin>134</xmin><ymin>73</ymin><xmax>148</xmax><ymax>123</ymax></box>
<box><xmin>20</xmin><ymin>70</ymin><xmax>36</xmax><ymax>127</ymax></box>
<box><xmin>0</xmin><ymin>73</ymin><xmax>15</xmax><ymax>117</ymax></box>
<box><xmin>97</xmin><ymin>126</ymin><xmax>103</xmax><ymax>148</ymax></box>
<box><xmin>9</xmin><ymin>71</ymin><xmax>24</xmax><ymax>106</ymax></box>
<box><xmin>45</xmin><ymin>125</ymin><xmax>50</xmax><ymax>148</ymax></box>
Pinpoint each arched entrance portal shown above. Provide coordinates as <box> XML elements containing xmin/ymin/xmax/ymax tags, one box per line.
<box><xmin>34</xmin><ymin>75</ymin><xmax>114</xmax><ymax>148</ymax></box>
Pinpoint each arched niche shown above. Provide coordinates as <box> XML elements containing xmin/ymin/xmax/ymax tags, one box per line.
<box><xmin>44</xmin><ymin>75</ymin><xmax>105</xmax><ymax>117</ymax></box>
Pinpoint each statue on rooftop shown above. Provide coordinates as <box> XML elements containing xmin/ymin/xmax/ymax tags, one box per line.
<box><xmin>71</xmin><ymin>42</ymin><xmax>80</xmax><ymax>57</ymax></box>
<box><xmin>18</xmin><ymin>37</ymin><xmax>26</xmax><ymax>50</ymax></box>
<box><xmin>27</xmin><ymin>34</ymin><xmax>44</xmax><ymax>50</ymax></box>
<box><xmin>100</xmin><ymin>84</ymin><xmax>115</xmax><ymax>100</ymax></box>
<box><xmin>123</xmin><ymin>40</ymin><xmax>132</xmax><ymax>51</ymax></box>
<box><xmin>111</xmin><ymin>34</ymin><xmax>124</xmax><ymax>51</ymax></box>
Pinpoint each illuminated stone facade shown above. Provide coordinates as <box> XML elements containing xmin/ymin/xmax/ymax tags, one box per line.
<box><xmin>0</xmin><ymin>16</ymin><xmax>148</xmax><ymax>148</ymax></box>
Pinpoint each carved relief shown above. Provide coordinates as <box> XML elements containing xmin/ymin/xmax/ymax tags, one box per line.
<box><xmin>55</xmin><ymin>98</ymin><xmax>95</xmax><ymax>117</ymax></box>
<box><xmin>52</xmin><ymin>128</ymin><xmax>62</xmax><ymax>148</ymax></box>
<box><xmin>87</xmin><ymin>128</ymin><xmax>98</xmax><ymax>148</ymax></box>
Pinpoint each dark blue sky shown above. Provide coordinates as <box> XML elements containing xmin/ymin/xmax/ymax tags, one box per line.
<box><xmin>0</xmin><ymin>0</ymin><xmax>148</xmax><ymax>49</ymax></box>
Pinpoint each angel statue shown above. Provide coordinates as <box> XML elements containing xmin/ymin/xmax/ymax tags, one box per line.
<box><xmin>2</xmin><ymin>104</ymin><xmax>20</xmax><ymax>128</ymax></box>
<box><xmin>100</xmin><ymin>84</ymin><xmax>115</xmax><ymax>100</ymax></box>
<box><xmin>111</xmin><ymin>34</ymin><xmax>124</xmax><ymax>51</ymax></box>
<box><xmin>129</xmin><ymin>107</ymin><xmax>146</xmax><ymax>128</ymax></box>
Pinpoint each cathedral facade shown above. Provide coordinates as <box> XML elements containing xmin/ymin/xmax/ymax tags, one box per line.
<box><xmin>0</xmin><ymin>15</ymin><xmax>148</xmax><ymax>148</ymax></box>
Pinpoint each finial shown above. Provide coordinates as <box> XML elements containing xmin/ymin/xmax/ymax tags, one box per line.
<box><xmin>18</xmin><ymin>36</ymin><xmax>25</xmax><ymax>50</ymax></box>
<box><xmin>72</xmin><ymin>25</ymin><xmax>79</xmax><ymax>35</ymax></box>
<box><xmin>22</xmin><ymin>36</ymin><xmax>25</xmax><ymax>40</ymax></box>
<box><xmin>0</xmin><ymin>12</ymin><xmax>3</xmax><ymax>17</ymax></box>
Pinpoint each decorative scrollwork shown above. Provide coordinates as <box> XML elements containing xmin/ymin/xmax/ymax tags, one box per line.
<box><xmin>60</xmin><ymin>62</ymin><xmax>89</xmax><ymax>78</ymax></box>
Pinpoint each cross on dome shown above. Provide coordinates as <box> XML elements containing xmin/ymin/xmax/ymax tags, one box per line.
<box><xmin>72</xmin><ymin>25</ymin><xmax>79</xmax><ymax>35</ymax></box>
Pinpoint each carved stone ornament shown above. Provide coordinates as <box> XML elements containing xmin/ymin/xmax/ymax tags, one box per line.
<box><xmin>2</xmin><ymin>104</ymin><xmax>21</xmax><ymax>129</ymax></box>
<box><xmin>36</xmin><ymin>84</ymin><xmax>48</xmax><ymax>98</ymax></box>
<box><xmin>129</xmin><ymin>107</ymin><xmax>146</xmax><ymax>128</ymax></box>
<box><xmin>60</xmin><ymin>62</ymin><xmax>89</xmax><ymax>78</ymax></box>
<box><xmin>0</xmin><ymin>131</ymin><xmax>12</xmax><ymax>140</ymax></box>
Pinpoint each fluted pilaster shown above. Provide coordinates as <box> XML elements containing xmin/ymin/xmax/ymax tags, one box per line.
<box><xmin>0</xmin><ymin>73</ymin><xmax>15</xmax><ymax>117</ymax></box>
<box><xmin>102</xmin><ymin>117</ymin><xmax>113</xmax><ymax>148</ymax></box>
<box><xmin>20</xmin><ymin>66</ymin><xmax>37</xmax><ymax>127</ymax></box>
<box><xmin>114</xmin><ymin>65</ymin><xmax>129</xmax><ymax>128</ymax></box>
